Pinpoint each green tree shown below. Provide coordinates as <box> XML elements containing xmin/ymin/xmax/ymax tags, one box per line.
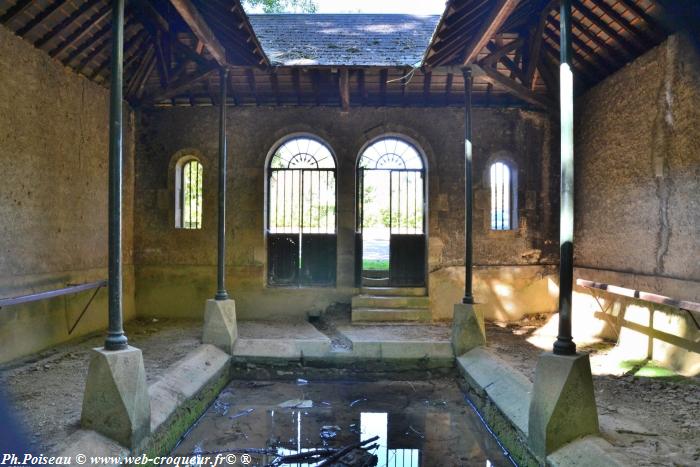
<box><xmin>243</xmin><ymin>0</ymin><xmax>317</xmax><ymax>13</ymax></box>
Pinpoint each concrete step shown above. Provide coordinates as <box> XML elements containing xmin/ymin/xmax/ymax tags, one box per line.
<box><xmin>361</xmin><ymin>287</ymin><xmax>426</xmax><ymax>297</ymax></box>
<box><xmin>351</xmin><ymin>295</ymin><xmax>430</xmax><ymax>309</ymax></box>
<box><xmin>362</xmin><ymin>277</ymin><xmax>390</xmax><ymax>287</ymax></box>
<box><xmin>351</xmin><ymin>308</ymin><xmax>431</xmax><ymax>323</ymax></box>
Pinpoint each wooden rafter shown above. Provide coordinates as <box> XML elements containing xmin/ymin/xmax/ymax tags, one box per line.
<box><xmin>474</xmin><ymin>63</ymin><xmax>553</xmax><ymax>109</ymax></box>
<box><xmin>49</xmin><ymin>4</ymin><xmax>111</xmax><ymax>58</ymax></box>
<box><xmin>339</xmin><ymin>68</ymin><xmax>350</xmax><ymax>112</ymax></box>
<box><xmin>462</xmin><ymin>0</ymin><xmax>520</xmax><ymax>65</ymax></box>
<box><xmin>169</xmin><ymin>0</ymin><xmax>227</xmax><ymax>66</ymax></box>
<box><xmin>16</xmin><ymin>0</ymin><xmax>66</xmax><ymax>37</ymax></box>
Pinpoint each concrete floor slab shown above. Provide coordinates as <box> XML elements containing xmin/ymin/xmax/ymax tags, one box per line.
<box><xmin>337</xmin><ymin>324</ymin><xmax>453</xmax><ymax>360</ymax></box>
<box><xmin>234</xmin><ymin>321</ymin><xmax>332</xmax><ymax>358</ymax></box>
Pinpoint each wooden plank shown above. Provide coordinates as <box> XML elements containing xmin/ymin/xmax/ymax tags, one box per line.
<box><xmin>572</xmin><ymin>0</ymin><xmax>638</xmax><ymax>59</ymax></box>
<box><xmin>49</xmin><ymin>4</ymin><xmax>111</xmax><ymax>58</ymax></box>
<box><xmin>462</xmin><ymin>0</ymin><xmax>520</xmax><ymax>65</ymax></box>
<box><xmin>525</xmin><ymin>0</ymin><xmax>556</xmax><ymax>88</ymax></box>
<box><xmin>0</xmin><ymin>0</ymin><xmax>33</xmax><ymax>23</ymax></box>
<box><xmin>339</xmin><ymin>68</ymin><xmax>350</xmax><ymax>112</ymax></box>
<box><xmin>576</xmin><ymin>279</ymin><xmax>700</xmax><ymax>315</ymax></box>
<box><xmin>358</xmin><ymin>69</ymin><xmax>367</xmax><ymax>105</ymax></box>
<box><xmin>16</xmin><ymin>0</ymin><xmax>66</xmax><ymax>36</ymax></box>
<box><xmin>422</xmin><ymin>70</ymin><xmax>432</xmax><ymax>105</ymax></box>
<box><xmin>444</xmin><ymin>72</ymin><xmax>453</xmax><ymax>105</ymax></box>
<box><xmin>147</xmin><ymin>64</ymin><xmax>218</xmax><ymax>103</ymax></box>
<box><xmin>474</xmin><ymin>64</ymin><xmax>553</xmax><ymax>109</ymax></box>
<box><xmin>35</xmin><ymin>2</ymin><xmax>96</xmax><ymax>48</ymax></box>
<box><xmin>169</xmin><ymin>0</ymin><xmax>227</xmax><ymax>66</ymax></box>
<box><xmin>245</xmin><ymin>68</ymin><xmax>258</xmax><ymax>105</ymax></box>
<box><xmin>481</xmin><ymin>37</ymin><xmax>524</xmax><ymax>66</ymax></box>
<box><xmin>270</xmin><ymin>71</ymin><xmax>280</xmax><ymax>106</ymax></box>
<box><xmin>379</xmin><ymin>68</ymin><xmax>388</xmax><ymax>106</ymax></box>
<box><xmin>592</xmin><ymin>0</ymin><xmax>655</xmax><ymax>47</ymax></box>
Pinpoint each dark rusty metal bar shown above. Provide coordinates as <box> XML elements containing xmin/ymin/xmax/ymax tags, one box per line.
<box><xmin>462</xmin><ymin>67</ymin><xmax>474</xmax><ymax>305</ymax></box>
<box><xmin>105</xmin><ymin>0</ymin><xmax>127</xmax><ymax>351</ymax></box>
<box><xmin>215</xmin><ymin>67</ymin><xmax>230</xmax><ymax>300</ymax></box>
<box><xmin>554</xmin><ymin>0</ymin><xmax>576</xmax><ymax>356</ymax></box>
<box><xmin>0</xmin><ymin>281</ymin><xmax>107</xmax><ymax>308</ymax></box>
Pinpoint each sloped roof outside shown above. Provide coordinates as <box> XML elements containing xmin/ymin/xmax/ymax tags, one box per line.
<box><xmin>248</xmin><ymin>14</ymin><xmax>440</xmax><ymax>66</ymax></box>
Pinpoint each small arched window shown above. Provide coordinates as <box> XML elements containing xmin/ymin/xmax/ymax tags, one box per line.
<box><xmin>490</xmin><ymin>161</ymin><xmax>516</xmax><ymax>230</ymax></box>
<box><xmin>175</xmin><ymin>158</ymin><xmax>203</xmax><ymax>229</ymax></box>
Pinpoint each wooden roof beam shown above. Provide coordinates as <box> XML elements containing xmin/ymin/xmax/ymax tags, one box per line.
<box><xmin>571</xmin><ymin>0</ymin><xmax>638</xmax><ymax>59</ymax></box>
<box><xmin>591</xmin><ymin>0</ymin><xmax>656</xmax><ymax>48</ymax></box>
<box><xmin>472</xmin><ymin>63</ymin><xmax>553</xmax><ymax>110</ymax></box>
<box><xmin>462</xmin><ymin>0</ymin><xmax>520</xmax><ymax>65</ymax></box>
<box><xmin>49</xmin><ymin>4</ymin><xmax>111</xmax><ymax>58</ymax></box>
<box><xmin>16</xmin><ymin>0</ymin><xmax>66</xmax><ymax>37</ymax></box>
<box><xmin>524</xmin><ymin>0</ymin><xmax>557</xmax><ymax>88</ymax></box>
<box><xmin>169</xmin><ymin>0</ymin><xmax>228</xmax><ymax>66</ymax></box>
<box><xmin>339</xmin><ymin>68</ymin><xmax>350</xmax><ymax>112</ymax></box>
<box><xmin>0</xmin><ymin>0</ymin><xmax>33</xmax><ymax>24</ymax></box>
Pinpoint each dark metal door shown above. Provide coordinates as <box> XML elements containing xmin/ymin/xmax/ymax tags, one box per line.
<box><xmin>389</xmin><ymin>169</ymin><xmax>426</xmax><ymax>287</ymax></box>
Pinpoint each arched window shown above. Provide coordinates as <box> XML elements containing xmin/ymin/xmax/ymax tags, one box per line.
<box><xmin>175</xmin><ymin>158</ymin><xmax>203</xmax><ymax>229</ymax></box>
<box><xmin>267</xmin><ymin>136</ymin><xmax>337</xmax><ymax>286</ymax></box>
<box><xmin>356</xmin><ymin>136</ymin><xmax>427</xmax><ymax>287</ymax></box>
<box><xmin>489</xmin><ymin>161</ymin><xmax>516</xmax><ymax>231</ymax></box>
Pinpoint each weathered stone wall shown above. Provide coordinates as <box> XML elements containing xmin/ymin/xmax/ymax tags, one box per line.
<box><xmin>135</xmin><ymin>105</ymin><xmax>558</xmax><ymax>320</ymax></box>
<box><xmin>572</xmin><ymin>34</ymin><xmax>700</xmax><ymax>374</ymax></box>
<box><xmin>575</xmin><ymin>33</ymin><xmax>700</xmax><ymax>291</ymax></box>
<box><xmin>0</xmin><ymin>26</ymin><xmax>136</xmax><ymax>363</ymax></box>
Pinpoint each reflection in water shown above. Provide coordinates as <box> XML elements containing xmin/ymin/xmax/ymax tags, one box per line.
<box><xmin>173</xmin><ymin>379</ymin><xmax>512</xmax><ymax>466</ymax></box>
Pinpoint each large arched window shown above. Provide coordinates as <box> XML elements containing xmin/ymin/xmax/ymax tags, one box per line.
<box><xmin>267</xmin><ymin>136</ymin><xmax>337</xmax><ymax>286</ymax></box>
<box><xmin>489</xmin><ymin>161</ymin><xmax>517</xmax><ymax>231</ymax></box>
<box><xmin>175</xmin><ymin>157</ymin><xmax>203</xmax><ymax>229</ymax></box>
<box><xmin>356</xmin><ymin>136</ymin><xmax>427</xmax><ymax>287</ymax></box>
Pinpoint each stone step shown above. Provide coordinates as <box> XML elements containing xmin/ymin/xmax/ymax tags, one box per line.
<box><xmin>361</xmin><ymin>277</ymin><xmax>390</xmax><ymax>287</ymax></box>
<box><xmin>351</xmin><ymin>295</ymin><xmax>430</xmax><ymax>309</ymax></box>
<box><xmin>351</xmin><ymin>308</ymin><xmax>431</xmax><ymax>323</ymax></box>
<box><xmin>361</xmin><ymin>287</ymin><xmax>427</xmax><ymax>297</ymax></box>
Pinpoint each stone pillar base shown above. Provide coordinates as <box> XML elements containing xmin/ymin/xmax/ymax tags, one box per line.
<box><xmin>81</xmin><ymin>346</ymin><xmax>150</xmax><ymax>449</ymax></box>
<box><xmin>203</xmin><ymin>298</ymin><xmax>238</xmax><ymax>354</ymax></box>
<box><xmin>451</xmin><ymin>303</ymin><xmax>486</xmax><ymax>356</ymax></box>
<box><xmin>528</xmin><ymin>352</ymin><xmax>599</xmax><ymax>459</ymax></box>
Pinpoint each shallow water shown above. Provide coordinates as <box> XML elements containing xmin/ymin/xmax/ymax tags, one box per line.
<box><xmin>172</xmin><ymin>379</ymin><xmax>514</xmax><ymax>467</ymax></box>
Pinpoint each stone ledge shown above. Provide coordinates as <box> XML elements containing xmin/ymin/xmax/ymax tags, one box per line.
<box><xmin>457</xmin><ymin>347</ymin><xmax>633</xmax><ymax>467</ymax></box>
<box><xmin>546</xmin><ymin>435</ymin><xmax>631</xmax><ymax>467</ymax></box>
<box><xmin>55</xmin><ymin>430</ymin><xmax>129</xmax><ymax>467</ymax></box>
<box><xmin>457</xmin><ymin>348</ymin><xmax>532</xmax><ymax>437</ymax></box>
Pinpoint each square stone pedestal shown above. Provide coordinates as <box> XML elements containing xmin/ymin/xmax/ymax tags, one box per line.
<box><xmin>203</xmin><ymin>298</ymin><xmax>238</xmax><ymax>354</ymax></box>
<box><xmin>451</xmin><ymin>303</ymin><xmax>486</xmax><ymax>356</ymax></box>
<box><xmin>81</xmin><ymin>346</ymin><xmax>150</xmax><ymax>449</ymax></box>
<box><xmin>528</xmin><ymin>352</ymin><xmax>599</xmax><ymax>459</ymax></box>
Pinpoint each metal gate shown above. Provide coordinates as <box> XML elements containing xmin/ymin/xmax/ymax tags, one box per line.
<box><xmin>356</xmin><ymin>138</ymin><xmax>426</xmax><ymax>287</ymax></box>
<box><xmin>267</xmin><ymin>137</ymin><xmax>337</xmax><ymax>286</ymax></box>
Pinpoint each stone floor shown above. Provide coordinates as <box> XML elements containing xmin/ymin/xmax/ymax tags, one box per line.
<box><xmin>486</xmin><ymin>317</ymin><xmax>700</xmax><ymax>467</ymax></box>
<box><xmin>0</xmin><ymin>318</ymin><xmax>202</xmax><ymax>455</ymax></box>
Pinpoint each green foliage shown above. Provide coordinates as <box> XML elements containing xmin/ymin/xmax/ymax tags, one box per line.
<box><xmin>243</xmin><ymin>0</ymin><xmax>318</xmax><ymax>13</ymax></box>
<box><xmin>363</xmin><ymin>259</ymin><xmax>389</xmax><ymax>270</ymax></box>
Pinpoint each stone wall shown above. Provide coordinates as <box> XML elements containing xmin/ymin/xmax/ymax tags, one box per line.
<box><xmin>572</xmin><ymin>34</ymin><xmax>700</xmax><ymax>375</ymax></box>
<box><xmin>0</xmin><ymin>26</ymin><xmax>136</xmax><ymax>363</ymax></box>
<box><xmin>135</xmin><ymin>106</ymin><xmax>558</xmax><ymax>320</ymax></box>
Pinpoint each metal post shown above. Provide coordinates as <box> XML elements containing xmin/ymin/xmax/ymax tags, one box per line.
<box><xmin>215</xmin><ymin>67</ymin><xmax>229</xmax><ymax>300</ymax></box>
<box><xmin>554</xmin><ymin>0</ymin><xmax>577</xmax><ymax>355</ymax></box>
<box><xmin>462</xmin><ymin>67</ymin><xmax>474</xmax><ymax>305</ymax></box>
<box><xmin>105</xmin><ymin>0</ymin><xmax>127</xmax><ymax>351</ymax></box>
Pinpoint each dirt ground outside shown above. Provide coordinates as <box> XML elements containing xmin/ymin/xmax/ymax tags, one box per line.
<box><xmin>486</xmin><ymin>318</ymin><xmax>700</xmax><ymax>467</ymax></box>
